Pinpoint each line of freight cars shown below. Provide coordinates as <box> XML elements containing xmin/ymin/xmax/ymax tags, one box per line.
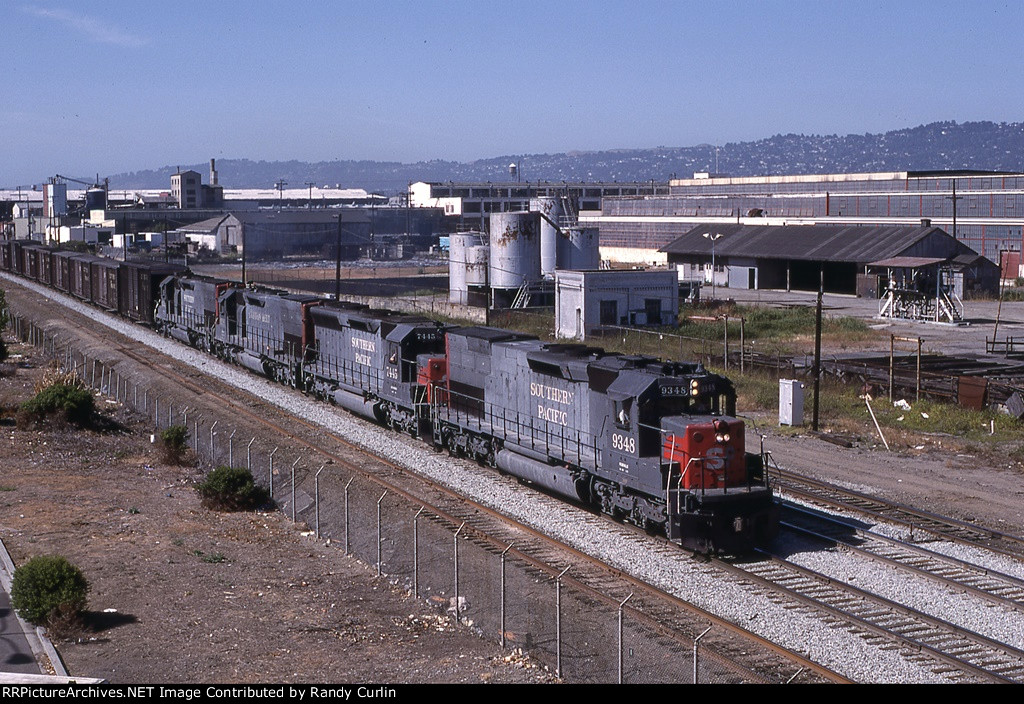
<box><xmin>0</xmin><ymin>238</ymin><xmax>779</xmax><ymax>553</ymax></box>
<box><xmin>1</xmin><ymin>240</ymin><xmax>185</xmax><ymax>324</ymax></box>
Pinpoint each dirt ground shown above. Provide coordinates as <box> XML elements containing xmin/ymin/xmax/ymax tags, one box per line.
<box><xmin>0</xmin><ymin>339</ymin><xmax>554</xmax><ymax>684</ymax></box>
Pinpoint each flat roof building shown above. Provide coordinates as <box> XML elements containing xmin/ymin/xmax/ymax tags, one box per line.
<box><xmin>588</xmin><ymin>170</ymin><xmax>1024</xmax><ymax>265</ymax></box>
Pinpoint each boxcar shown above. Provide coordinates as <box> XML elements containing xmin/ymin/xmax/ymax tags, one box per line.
<box><xmin>90</xmin><ymin>259</ymin><xmax>121</xmax><ymax>310</ymax></box>
<box><xmin>52</xmin><ymin>251</ymin><xmax>78</xmax><ymax>293</ymax></box>
<box><xmin>69</xmin><ymin>254</ymin><xmax>99</xmax><ymax>301</ymax></box>
<box><xmin>118</xmin><ymin>261</ymin><xmax>186</xmax><ymax>323</ymax></box>
<box><xmin>36</xmin><ymin>247</ymin><xmax>56</xmax><ymax>286</ymax></box>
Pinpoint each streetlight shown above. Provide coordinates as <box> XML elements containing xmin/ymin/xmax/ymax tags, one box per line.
<box><xmin>702</xmin><ymin>232</ymin><xmax>723</xmax><ymax>300</ymax></box>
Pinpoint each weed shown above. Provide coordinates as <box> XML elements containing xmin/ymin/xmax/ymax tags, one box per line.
<box><xmin>159</xmin><ymin>424</ymin><xmax>190</xmax><ymax>465</ymax></box>
<box><xmin>18</xmin><ymin>379</ymin><xmax>95</xmax><ymax>427</ymax></box>
<box><xmin>195</xmin><ymin>465</ymin><xmax>271</xmax><ymax>512</ymax></box>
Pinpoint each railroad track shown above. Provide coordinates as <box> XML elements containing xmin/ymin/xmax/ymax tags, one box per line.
<box><xmin>774</xmin><ymin>466</ymin><xmax>1024</xmax><ymax>560</ymax></box>
<box><xmin>717</xmin><ymin>552</ymin><xmax>1024</xmax><ymax>683</ymax></box>
<box><xmin>2</xmin><ymin>277</ymin><xmax>844</xmax><ymax>684</ymax></box>
<box><xmin>781</xmin><ymin>503</ymin><xmax>1024</xmax><ymax>614</ymax></box>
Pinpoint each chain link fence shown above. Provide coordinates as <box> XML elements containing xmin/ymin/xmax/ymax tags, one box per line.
<box><xmin>8</xmin><ymin>313</ymin><xmax>784</xmax><ymax>684</ymax></box>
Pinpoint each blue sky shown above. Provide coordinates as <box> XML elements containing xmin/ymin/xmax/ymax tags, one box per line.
<box><xmin>2</xmin><ymin>1</ymin><xmax>1022</xmax><ymax>185</ymax></box>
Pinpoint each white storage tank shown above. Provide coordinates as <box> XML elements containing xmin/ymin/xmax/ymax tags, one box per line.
<box><xmin>489</xmin><ymin>211</ymin><xmax>541</xmax><ymax>290</ymax></box>
<box><xmin>449</xmin><ymin>232</ymin><xmax>484</xmax><ymax>304</ymax></box>
<box><xmin>530</xmin><ymin>197</ymin><xmax>562</xmax><ymax>277</ymax></box>
<box><xmin>465</xmin><ymin>244</ymin><xmax>489</xmax><ymax>286</ymax></box>
<box><xmin>557</xmin><ymin>226</ymin><xmax>600</xmax><ymax>271</ymax></box>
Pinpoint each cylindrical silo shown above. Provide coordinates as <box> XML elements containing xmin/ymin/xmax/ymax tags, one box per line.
<box><xmin>85</xmin><ymin>187</ymin><xmax>107</xmax><ymax>212</ymax></box>
<box><xmin>530</xmin><ymin>197</ymin><xmax>563</xmax><ymax>277</ymax></box>
<box><xmin>489</xmin><ymin>211</ymin><xmax>540</xmax><ymax>289</ymax></box>
<box><xmin>557</xmin><ymin>226</ymin><xmax>600</xmax><ymax>271</ymax></box>
<box><xmin>449</xmin><ymin>232</ymin><xmax>483</xmax><ymax>304</ymax></box>
<box><xmin>465</xmin><ymin>244</ymin><xmax>489</xmax><ymax>287</ymax></box>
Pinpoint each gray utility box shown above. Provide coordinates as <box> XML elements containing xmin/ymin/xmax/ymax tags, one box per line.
<box><xmin>779</xmin><ymin>379</ymin><xmax>805</xmax><ymax>426</ymax></box>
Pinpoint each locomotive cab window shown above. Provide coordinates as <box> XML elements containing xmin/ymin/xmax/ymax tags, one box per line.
<box><xmin>613</xmin><ymin>399</ymin><xmax>632</xmax><ymax>429</ymax></box>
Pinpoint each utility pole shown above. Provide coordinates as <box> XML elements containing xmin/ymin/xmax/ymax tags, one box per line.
<box><xmin>275</xmin><ymin>180</ymin><xmax>287</xmax><ymax>209</ymax></box>
<box><xmin>812</xmin><ymin>268</ymin><xmax>823</xmax><ymax>431</ymax></box>
<box><xmin>305</xmin><ymin>182</ymin><xmax>315</xmax><ymax>209</ymax></box>
<box><xmin>946</xmin><ymin>179</ymin><xmax>963</xmax><ymax>244</ymax></box>
<box><xmin>335</xmin><ymin>213</ymin><xmax>342</xmax><ymax>300</ymax></box>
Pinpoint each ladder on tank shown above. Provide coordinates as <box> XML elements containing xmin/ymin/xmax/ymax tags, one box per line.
<box><xmin>511</xmin><ymin>281</ymin><xmax>531</xmax><ymax>309</ymax></box>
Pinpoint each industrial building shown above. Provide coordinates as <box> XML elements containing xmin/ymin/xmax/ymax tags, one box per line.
<box><xmin>587</xmin><ymin>170</ymin><xmax>1024</xmax><ymax>266</ymax></box>
<box><xmin>170</xmin><ymin>211</ymin><xmax>372</xmax><ymax>259</ymax></box>
<box><xmin>660</xmin><ymin>223</ymin><xmax>997</xmax><ymax>297</ymax></box>
<box><xmin>410</xmin><ymin>180</ymin><xmax>668</xmax><ymax>230</ymax></box>
<box><xmin>555</xmin><ymin>269</ymin><xmax>679</xmax><ymax>340</ymax></box>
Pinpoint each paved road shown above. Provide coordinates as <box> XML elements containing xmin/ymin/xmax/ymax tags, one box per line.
<box><xmin>0</xmin><ymin>592</ymin><xmax>44</xmax><ymax>675</ymax></box>
<box><xmin>716</xmin><ymin>287</ymin><xmax>1024</xmax><ymax>357</ymax></box>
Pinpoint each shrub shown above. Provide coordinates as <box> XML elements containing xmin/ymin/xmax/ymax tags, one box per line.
<box><xmin>11</xmin><ymin>555</ymin><xmax>90</xmax><ymax>626</ymax></box>
<box><xmin>196</xmin><ymin>465</ymin><xmax>271</xmax><ymax>511</ymax></box>
<box><xmin>160</xmin><ymin>424</ymin><xmax>190</xmax><ymax>465</ymax></box>
<box><xmin>18</xmin><ymin>381</ymin><xmax>95</xmax><ymax>427</ymax></box>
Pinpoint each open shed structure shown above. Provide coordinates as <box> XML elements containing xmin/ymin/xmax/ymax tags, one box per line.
<box><xmin>660</xmin><ymin>223</ymin><xmax>991</xmax><ymax>296</ymax></box>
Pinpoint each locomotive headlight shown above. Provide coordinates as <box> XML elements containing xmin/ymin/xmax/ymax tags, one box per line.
<box><xmin>715</xmin><ymin>433</ymin><xmax>725</xmax><ymax>443</ymax></box>
<box><xmin>690</xmin><ymin>380</ymin><xmax>700</xmax><ymax>396</ymax></box>
<box><xmin>723</xmin><ymin>433</ymin><xmax>731</xmax><ymax>442</ymax></box>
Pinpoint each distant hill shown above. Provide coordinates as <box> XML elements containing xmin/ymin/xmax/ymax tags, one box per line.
<box><xmin>109</xmin><ymin>121</ymin><xmax>1024</xmax><ymax>194</ymax></box>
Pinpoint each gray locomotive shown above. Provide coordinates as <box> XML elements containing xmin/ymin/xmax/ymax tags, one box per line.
<box><xmin>151</xmin><ymin>275</ymin><xmax>778</xmax><ymax>553</ymax></box>
<box><xmin>428</xmin><ymin>327</ymin><xmax>779</xmax><ymax>553</ymax></box>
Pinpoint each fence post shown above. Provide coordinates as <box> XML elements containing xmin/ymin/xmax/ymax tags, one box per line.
<box><xmin>210</xmin><ymin>420</ymin><xmax>218</xmax><ymax>460</ymax></box>
<box><xmin>228</xmin><ymin>429</ymin><xmax>236</xmax><ymax>467</ymax></box>
<box><xmin>618</xmin><ymin>594</ymin><xmax>633</xmax><ymax>684</ymax></box>
<box><xmin>693</xmin><ymin>626</ymin><xmax>712</xmax><ymax>685</ymax></box>
<box><xmin>247</xmin><ymin>437</ymin><xmax>255</xmax><ymax>473</ymax></box>
<box><xmin>344</xmin><ymin>478</ymin><xmax>354</xmax><ymax>554</ymax></box>
<box><xmin>501</xmin><ymin>543</ymin><xmax>514</xmax><ymax>650</ymax></box>
<box><xmin>315</xmin><ymin>465</ymin><xmax>325</xmax><ymax>539</ymax></box>
<box><xmin>376</xmin><ymin>491</ymin><xmax>388</xmax><ymax>576</ymax></box>
<box><xmin>413</xmin><ymin>507</ymin><xmax>424</xmax><ymax>598</ymax></box>
<box><xmin>154</xmin><ymin>397</ymin><xmax>159</xmax><ymax>428</ymax></box>
<box><xmin>269</xmin><ymin>447</ymin><xmax>279</xmax><ymax>498</ymax></box>
<box><xmin>555</xmin><ymin>566</ymin><xmax>570</xmax><ymax>679</ymax></box>
<box><xmin>290</xmin><ymin>458</ymin><xmax>300</xmax><ymax>522</ymax></box>
<box><xmin>453</xmin><ymin>522</ymin><xmax>465</xmax><ymax>623</ymax></box>
<box><xmin>194</xmin><ymin>418</ymin><xmax>200</xmax><ymax>454</ymax></box>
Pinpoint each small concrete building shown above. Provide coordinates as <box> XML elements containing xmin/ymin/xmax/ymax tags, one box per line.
<box><xmin>555</xmin><ymin>269</ymin><xmax>679</xmax><ymax>340</ymax></box>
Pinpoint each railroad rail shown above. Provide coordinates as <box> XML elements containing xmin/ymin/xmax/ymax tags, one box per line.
<box><xmin>781</xmin><ymin>504</ymin><xmax>1024</xmax><ymax>614</ymax></box>
<box><xmin>775</xmin><ymin>467</ymin><xmax>1024</xmax><ymax>560</ymax></box>
<box><xmin>717</xmin><ymin>553</ymin><xmax>1024</xmax><ymax>683</ymax></box>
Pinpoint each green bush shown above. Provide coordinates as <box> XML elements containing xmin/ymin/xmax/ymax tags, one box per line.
<box><xmin>160</xmin><ymin>424</ymin><xmax>190</xmax><ymax>465</ymax></box>
<box><xmin>11</xmin><ymin>555</ymin><xmax>90</xmax><ymax>626</ymax></box>
<box><xmin>18</xmin><ymin>382</ymin><xmax>95</xmax><ymax>426</ymax></box>
<box><xmin>196</xmin><ymin>465</ymin><xmax>271</xmax><ymax>511</ymax></box>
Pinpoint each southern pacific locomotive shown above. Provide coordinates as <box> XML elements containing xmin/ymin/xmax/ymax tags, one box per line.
<box><xmin>2</xmin><ymin>239</ymin><xmax>779</xmax><ymax>553</ymax></box>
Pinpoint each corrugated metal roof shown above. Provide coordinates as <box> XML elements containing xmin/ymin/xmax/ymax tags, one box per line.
<box><xmin>659</xmin><ymin>223</ymin><xmax>954</xmax><ymax>264</ymax></box>
<box><xmin>867</xmin><ymin>257</ymin><xmax>945</xmax><ymax>269</ymax></box>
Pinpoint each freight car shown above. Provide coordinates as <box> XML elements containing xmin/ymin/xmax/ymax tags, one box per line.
<box><xmin>0</xmin><ymin>254</ymin><xmax>779</xmax><ymax>553</ymax></box>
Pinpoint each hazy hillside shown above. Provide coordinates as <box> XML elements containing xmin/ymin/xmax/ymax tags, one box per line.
<box><xmin>109</xmin><ymin>121</ymin><xmax>1024</xmax><ymax>194</ymax></box>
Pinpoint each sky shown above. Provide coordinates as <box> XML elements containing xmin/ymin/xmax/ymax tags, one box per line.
<box><xmin>2</xmin><ymin>0</ymin><xmax>1023</xmax><ymax>186</ymax></box>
